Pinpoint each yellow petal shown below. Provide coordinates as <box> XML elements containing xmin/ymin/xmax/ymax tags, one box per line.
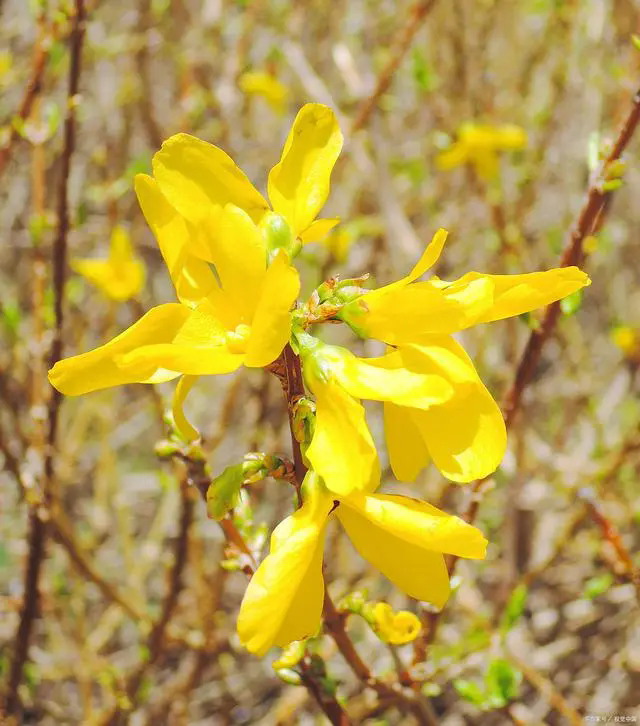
<box><xmin>298</xmin><ymin>218</ymin><xmax>340</xmax><ymax>245</ymax></box>
<box><xmin>135</xmin><ymin>174</ymin><xmax>217</xmax><ymax>306</ymax></box>
<box><xmin>439</xmin><ymin>267</ymin><xmax>590</xmax><ymax>326</ymax></box>
<box><xmin>471</xmin><ymin>149</ymin><xmax>500</xmax><ymax>180</ymax></box>
<box><xmin>172</xmin><ymin>375</ymin><xmax>199</xmax><ymax>442</ymax></box>
<box><xmin>435</xmin><ymin>143</ymin><xmax>469</xmax><ymax>171</ymax></box>
<box><xmin>244</xmin><ymin>250</ymin><xmax>300</xmax><ymax>368</ymax></box>
<box><xmin>237</xmin><ymin>481</ymin><xmax>332</xmax><ymax>655</ymax></box>
<box><xmin>337</xmin><ymin>493</ymin><xmax>486</xmax><ymax>606</ymax></box>
<box><xmin>152</xmin><ymin>133</ymin><xmax>269</xmax><ymax>225</ymax></box>
<box><xmin>336</xmin><ymin>347</ymin><xmax>454</xmax><ymax>409</ymax></box>
<box><xmin>371</xmin><ymin>603</ymin><xmax>422</xmax><ymax>645</ymax></box>
<box><xmin>48</xmin><ymin>304</ymin><xmax>189</xmax><ymax>395</ymax></box>
<box><xmin>197</xmin><ymin>204</ymin><xmax>268</xmax><ymax>322</ymax></box>
<box><xmin>383</xmin><ymin>401</ymin><xmax>429</xmax><ymax>482</ymax></box>
<box><xmin>268</xmin><ymin>104</ymin><xmax>343</xmax><ymax>237</ymax></box>
<box><xmin>109</xmin><ymin>225</ymin><xmax>135</xmax><ymax>265</ymax></box>
<box><xmin>305</xmin><ymin>381</ymin><xmax>379</xmax><ymax>497</ymax></box>
<box><xmin>339</xmin><ymin>492</ymin><xmax>488</xmax><ymax>557</ymax></box>
<box><xmin>239</xmin><ymin>70</ymin><xmax>290</xmax><ymax>114</ymax></box>
<box><xmin>403</xmin><ymin>338</ymin><xmax>506</xmax><ymax>482</ymax></box>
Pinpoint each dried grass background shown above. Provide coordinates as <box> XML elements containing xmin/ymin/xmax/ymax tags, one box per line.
<box><xmin>1</xmin><ymin>0</ymin><xmax>639</xmax><ymax>724</ymax></box>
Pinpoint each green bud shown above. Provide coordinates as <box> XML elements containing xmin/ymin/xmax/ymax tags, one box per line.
<box><xmin>274</xmin><ymin>667</ymin><xmax>303</xmax><ymax>686</ymax></box>
<box><xmin>259</xmin><ymin>212</ymin><xmax>301</xmax><ymax>261</ymax></box>
<box><xmin>206</xmin><ymin>464</ymin><xmax>244</xmax><ymax>520</ymax></box>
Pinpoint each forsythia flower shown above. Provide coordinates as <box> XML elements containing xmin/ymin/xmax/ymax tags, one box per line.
<box><xmin>49</xmin><ymin>194</ymin><xmax>300</xmax><ymax>439</ymax></box>
<box><xmin>71</xmin><ymin>225</ymin><xmax>146</xmax><ymax>302</ymax></box>
<box><xmin>297</xmin><ymin>332</ymin><xmax>459</xmax><ymax>496</ymax></box>
<box><xmin>239</xmin><ymin>70</ymin><xmax>290</xmax><ymax>115</ymax></box>
<box><xmin>436</xmin><ymin>122</ymin><xmax>527</xmax><ymax>179</ymax></box>
<box><xmin>237</xmin><ymin>471</ymin><xmax>487</xmax><ymax>655</ymax></box>
<box><xmin>148</xmin><ymin>103</ymin><xmax>342</xmax><ymax>259</ymax></box>
<box><xmin>339</xmin><ymin>229</ymin><xmax>590</xmax><ymax>482</ymax></box>
<box><xmin>369</xmin><ymin>603</ymin><xmax>422</xmax><ymax>645</ymax></box>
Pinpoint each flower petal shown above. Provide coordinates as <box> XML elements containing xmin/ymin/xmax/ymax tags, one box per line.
<box><xmin>244</xmin><ymin>250</ymin><xmax>300</xmax><ymax>368</ymax></box>
<box><xmin>268</xmin><ymin>104</ymin><xmax>343</xmax><ymax>236</ymax></box>
<box><xmin>198</xmin><ymin>204</ymin><xmax>268</xmax><ymax>322</ymax></box>
<box><xmin>337</xmin><ymin>498</ymin><xmax>459</xmax><ymax>606</ymax></box>
<box><xmin>135</xmin><ymin>174</ymin><xmax>217</xmax><ymax>306</ymax></box>
<box><xmin>305</xmin><ymin>381</ymin><xmax>379</xmax><ymax>497</ymax></box>
<box><xmin>403</xmin><ymin>338</ymin><xmax>506</xmax><ymax>482</ymax></box>
<box><xmin>152</xmin><ymin>133</ymin><xmax>269</xmax><ymax>225</ymax></box>
<box><xmin>437</xmin><ymin>267</ymin><xmax>590</xmax><ymax>326</ymax></box>
<box><xmin>172</xmin><ymin>375</ymin><xmax>199</xmax><ymax>442</ymax></box>
<box><xmin>298</xmin><ymin>218</ymin><xmax>340</xmax><ymax>245</ymax></box>
<box><xmin>48</xmin><ymin>304</ymin><xmax>189</xmax><ymax>395</ymax></box>
<box><xmin>335</xmin><ymin>347</ymin><xmax>454</xmax><ymax>409</ymax></box>
<box><xmin>237</xmin><ymin>483</ymin><xmax>332</xmax><ymax>655</ymax></box>
<box><xmin>383</xmin><ymin>401</ymin><xmax>430</xmax><ymax>483</ymax></box>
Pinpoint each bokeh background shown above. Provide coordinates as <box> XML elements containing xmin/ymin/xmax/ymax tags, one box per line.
<box><xmin>1</xmin><ymin>0</ymin><xmax>639</xmax><ymax>724</ymax></box>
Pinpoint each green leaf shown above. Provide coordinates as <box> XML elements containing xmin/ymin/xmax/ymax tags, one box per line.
<box><xmin>453</xmin><ymin>678</ymin><xmax>486</xmax><ymax>706</ymax></box>
<box><xmin>632</xmin><ymin>34</ymin><xmax>640</xmax><ymax>52</ymax></box>
<box><xmin>500</xmin><ymin>583</ymin><xmax>528</xmax><ymax>633</ymax></box>
<box><xmin>411</xmin><ymin>49</ymin><xmax>438</xmax><ymax>92</ymax></box>
<box><xmin>583</xmin><ymin>572</ymin><xmax>614</xmax><ymax>599</ymax></box>
<box><xmin>486</xmin><ymin>658</ymin><xmax>522</xmax><ymax>706</ymax></box>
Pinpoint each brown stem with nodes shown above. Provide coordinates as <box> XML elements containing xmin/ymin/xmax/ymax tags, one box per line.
<box><xmin>413</xmin><ymin>85</ymin><xmax>640</xmax><ymax>665</ymax></box>
<box><xmin>2</xmin><ymin>2</ymin><xmax>86</xmax><ymax>719</ymax></box>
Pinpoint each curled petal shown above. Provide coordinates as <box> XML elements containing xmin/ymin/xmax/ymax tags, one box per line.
<box><xmin>172</xmin><ymin>375</ymin><xmax>199</xmax><ymax>442</ymax></box>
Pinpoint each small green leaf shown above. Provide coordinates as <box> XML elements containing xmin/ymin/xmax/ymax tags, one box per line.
<box><xmin>453</xmin><ymin>678</ymin><xmax>486</xmax><ymax>706</ymax></box>
<box><xmin>583</xmin><ymin>572</ymin><xmax>614</xmax><ymax>599</ymax></box>
<box><xmin>500</xmin><ymin>583</ymin><xmax>528</xmax><ymax>633</ymax></box>
<box><xmin>486</xmin><ymin>658</ymin><xmax>522</xmax><ymax>706</ymax></box>
<box><xmin>632</xmin><ymin>34</ymin><xmax>640</xmax><ymax>51</ymax></box>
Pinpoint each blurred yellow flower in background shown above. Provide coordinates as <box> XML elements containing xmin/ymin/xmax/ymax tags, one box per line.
<box><xmin>436</xmin><ymin>122</ymin><xmax>527</xmax><ymax>179</ymax></box>
<box><xmin>239</xmin><ymin>69</ymin><xmax>290</xmax><ymax>114</ymax></box>
<box><xmin>237</xmin><ymin>471</ymin><xmax>487</xmax><ymax>655</ymax></box>
<box><xmin>611</xmin><ymin>325</ymin><xmax>640</xmax><ymax>360</ymax></box>
<box><xmin>71</xmin><ymin>225</ymin><xmax>146</xmax><ymax>302</ymax></box>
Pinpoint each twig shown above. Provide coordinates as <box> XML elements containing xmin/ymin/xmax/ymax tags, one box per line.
<box><xmin>2</xmin><ymin>2</ymin><xmax>85</xmax><ymax>719</ymax></box>
<box><xmin>98</xmin><ymin>479</ymin><xmax>194</xmax><ymax>726</ymax></box>
<box><xmin>0</xmin><ymin>24</ymin><xmax>49</xmax><ymax>177</ymax></box>
<box><xmin>351</xmin><ymin>0</ymin><xmax>438</xmax><ymax>132</ymax></box>
<box><xmin>414</xmin><ymin>84</ymin><xmax>640</xmax><ymax>661</ymax></box>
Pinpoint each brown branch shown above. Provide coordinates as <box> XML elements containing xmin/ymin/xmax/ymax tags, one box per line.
<box><xmin>0</xmin><ymin>26</ymin><xmax>49</xmax><ymax>177</ymax></box>
<box><xmin>2</xmin><ymin>2</ymin><xmax>85</xmax><ymax>719</ymax></box>
<box><xmin>351</xmin><ymin>0</ymin><xmax>438</xmax><ymax>132</ymax></box>
<box><xmin>99</xmin><ymin>479</ymin><xmax>194</xmax><ymax>726</ymax></box>
<box><xmin>414</xmin><ymin>85</ymin><xmax>640</xmax><ymax>662</ymax></box>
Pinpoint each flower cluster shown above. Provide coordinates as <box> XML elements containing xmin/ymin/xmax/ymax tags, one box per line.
<box><xmin>49</xmin><ymin>104</ymin><xmax>589</xmax><ymax>656</ymax></box>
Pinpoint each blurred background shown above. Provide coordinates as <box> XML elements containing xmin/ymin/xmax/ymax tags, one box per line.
<box><xmin>1</xmin><ymin>0</ymin><xmax>639</xmax><ymax>724</ymax></box>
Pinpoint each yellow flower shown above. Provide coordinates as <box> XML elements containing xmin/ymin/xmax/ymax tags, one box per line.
<box><xmin>149</xmin><ymin>103</ymin><xmax>342</xmax><ymax>256</ymax></box>
<box><xmin>71</xmin><ymin>225</ymin><xmax>146</xmax><ymax>302</ymax></box>
<box><xmin>239</xmin><ymin>70</ymin><xmax>290</xmax><ymax>115</ymax></box>
<box><xmin>436</xmin><ymin>122</ymin><xmax>527</xmax><ymax>179</ymax></box>
<box><xmin>297</xmin><ymin>333</ymin><xmax>455</xmax><ymax>497</ymax></box>
<box><xmin>338</xmin><ymin>229</ymin><xmax>590</xmax><ymax>482</ymax></box>
<box><xmin>237</xmin><ymin>471</ymin><xmax>486</xmax><ymax>655</ymax></box>
<box><xmin>611</xmin><ymin>325</ymin><xmax>638</xmax><ymax>358</ymax></box>
<box><xmin>49</xmin><ymin>182</ymin><xmax>300</xmax><ymax>439</ymax></box>
<box><xmin>369</xmin><ymin>603</ymin><xmax>422</xmax><ymax>645</ymax></box>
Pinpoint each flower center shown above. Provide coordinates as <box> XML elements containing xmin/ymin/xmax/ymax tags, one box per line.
<box><xmin>225</xmin><ymin>324</ymin><xmax>251</xmax><ymax>354</ymax></box>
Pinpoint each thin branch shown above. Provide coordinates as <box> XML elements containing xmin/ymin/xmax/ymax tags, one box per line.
<box><xmin>2</xmin><ymin>2</ymin><xmax>85</xmax><ymax>719</ymax></box>
<box><xmin>351</xmin><ymin>0</ymin><xmax>438</xmax><ymax>132</ymax></box>
<box><xmin>414</xmin><ymin>84</ymin><xmax>640</xmax><ymax>661</ymax></box>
